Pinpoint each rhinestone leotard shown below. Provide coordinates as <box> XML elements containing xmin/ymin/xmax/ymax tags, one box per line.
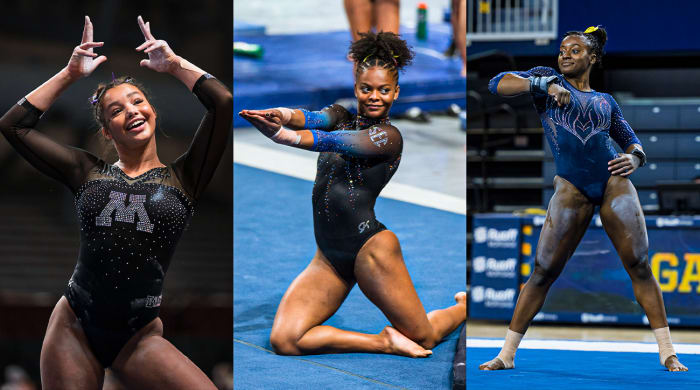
<box><xmin>0</xmin><ymin>75</ymin><xmax>232</xmax><ymax>367</ymax></box>
<box><xmin>301</xmin><ymin>104</ymin><xmax>402</xmax><ymax>281</ymax></box>
<box><xmin>489</xmin><ymin>66</ymin><xmax>641</xmax><ymax>204</ymax></box>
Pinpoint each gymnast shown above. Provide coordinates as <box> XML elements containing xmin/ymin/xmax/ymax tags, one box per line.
<box><xmin>0</xmin><ymin>16</ymin><xmax>232</xmax><ymax>388</ymax></box>
<box><xmin>480</xmin><ymin>26</ymin><xmax>687</xmax><ymax>372</ymax></box>
<box><xmin>239</xmin><ymin>31</ymin><xmax>466</xmax><ymax>357</ymax></box>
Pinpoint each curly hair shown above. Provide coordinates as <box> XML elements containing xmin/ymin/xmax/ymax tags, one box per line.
<box><xmin>348</xmin><ymin>31</ymin><xmax>415</xmax><ymax>81</ymax></box>
<box><xmin>90</xmin><ymin>76</ymin><xmax>156</xmax><ymax>129</ymax></box>
<box><xmin>563</xmin><ymin>26</ymin><xmax>607</xmax><ymax>67</ymax></box>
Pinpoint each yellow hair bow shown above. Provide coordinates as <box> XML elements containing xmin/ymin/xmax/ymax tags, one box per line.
<box><xmin>584</xmin><ymin>26</ymin><xmax>599</xmax><ymax>33</ymax></box>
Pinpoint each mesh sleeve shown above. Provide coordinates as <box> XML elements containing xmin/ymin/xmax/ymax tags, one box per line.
<box><xmin>0</xmin><ymin>98</ymin><xmax>100</xmax><ymax>192</ymax></box>
<box><xmin>172</xmin><ymin>75</ymin><xmax>233</xmax><ymax>201</ymax></box>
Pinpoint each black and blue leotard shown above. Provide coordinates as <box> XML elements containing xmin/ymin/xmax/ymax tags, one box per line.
<box><xmin>0</xmin><ymin>75</ymin><xmax>232</xmax><ymax>367</ymax></box>
<box><xmin>300</xmin><ymin>104</ymin><xmax>402</xmax><ymax>281</ymax></box>
<box><xmin>489</xmin><ymin>66</ymin><xmax>641</xmax><ymax>204</ymax></box>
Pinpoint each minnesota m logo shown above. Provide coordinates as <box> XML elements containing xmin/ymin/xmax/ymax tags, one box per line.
<box><xmin>96</xmin><ymin>191</ymin><xmax>154</xmax><ymax>233</ymax></box>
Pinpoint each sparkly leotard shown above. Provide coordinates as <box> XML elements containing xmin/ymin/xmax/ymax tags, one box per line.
<box><xmin>302</xmin><ymin>104</ymin><xmax>402</xmax><ymax>281</ymax></box>
<box><xmin>0</xmin><ymin>75</ymin><xmax>232</xmax><ymax>367</ymax></box>
<box><xmin>489</xmin><ymin>67</ymin><xmax>641</xmax><ymax>204</ymax></box>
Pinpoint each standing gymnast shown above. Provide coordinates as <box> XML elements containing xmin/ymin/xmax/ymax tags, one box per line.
<box><xmin>480</xmin><ymin>26</ymin><xmax>687</xmax><ymax>372</ymax></box>
<box><xmin>239</xmin><ymin>31</ymin><xmax>466</xmax><ymax>357</ymax></box>
<box><xmin>0</xmin><ymin>16</ymin><xmax>231</xmax><ymax>388</ymax></box>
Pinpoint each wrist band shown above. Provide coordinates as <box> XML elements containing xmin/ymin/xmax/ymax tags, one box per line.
<box><xmin>271</xmin><ymin>126</ymin><xmax>301</xmax><ymax>145</ymax></box>
<box><xmin>529</xmin><ymin>76</ymin><xmax>557</xmax><ymax>95</ymax></box>
<box><xmin>631</xmin><ymin>148</ymin><xmax>647</xmax><ymax>167</ymax></box>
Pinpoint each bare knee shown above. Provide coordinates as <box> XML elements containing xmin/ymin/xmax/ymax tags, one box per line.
<box><xmin>528</xmin><ymin>264</ymin><xmax>560</xmax><ymax>288</ymax></box>
<box><xmin>626</xmin><ymin>254</ymin><xmax>652</xmax><ymax>281</ymax></box>
<box><xmin>269</xmin><ymin>331</ymin><xmax>301</xmax><ymax>356</ymax></box>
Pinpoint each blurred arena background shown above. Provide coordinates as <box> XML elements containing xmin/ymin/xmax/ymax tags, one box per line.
<box><xmin>467</xmin><ymin>0</ymin><xmax>700</xmax><ymax>388</ymax></box>
<box><xmin>0</xmin><ymin>1</ymin><xmax>232</xmax><ymax>388</ymax></box>
<box><xmin>234</xmin><ymin>1</ymin><xmax>466</xmax><ymax>388</ymax></box>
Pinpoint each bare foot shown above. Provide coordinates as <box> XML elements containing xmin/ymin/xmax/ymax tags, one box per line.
<box><xmin>479</xmin><ymin>356</ymin><xmax>510</xmax><ymax>370</ymax></box>
<box><xmin>665</xmin><ymin>355</ymin><xmax>688</xmax><ymax>372</ymax></box>
<box><xmin>381</xmin><ymin>326</ymin><xmax>432</xmax><ymax>358</ymax></box>
<box><xmin>455</xmin><ymin>291</ymin><xmax>467</xmax><ymax>305</ymax></box>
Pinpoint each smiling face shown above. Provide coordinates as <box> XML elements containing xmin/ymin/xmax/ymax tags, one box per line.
<box><xmin>558</xmin><ymin>35</ymin><xmax>596</xmax><ymax>77</ymax></box>
<box><xmin>100</xmin><ymin>83</ymin><xmax>157</xmax><ymax>149</ymax></box>
<box><xmin>354</xmin><ymin>66</ymin><xmax>400</xmax><ymax>118</ymax></box>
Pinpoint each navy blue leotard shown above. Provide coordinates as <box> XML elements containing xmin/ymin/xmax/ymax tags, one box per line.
<box><xmin>300</xmin><ymin>104</ymin><xmax>402</xmax><ymax>281</ymax></box>
<box><xmin>489</xmin><ymin>66</ymin><xmax>641</xmax><ymax>204</ymax></box>
<box><xmin>0</xmin><ymin>75</ymin><xmax>232</xmax><ymax>367</ymax></box>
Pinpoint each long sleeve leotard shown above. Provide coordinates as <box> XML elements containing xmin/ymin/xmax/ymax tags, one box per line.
<box><xmin>299</xmin><ymin>104</ymin><xmax>402</xmax><ymax>281</ymax></box>
<box><xmin>489</xmin><ymin>66</ymin><xmax>641</xmax><ymax>204</ymax></box>
<box><xmin>0</xmin><ymin>75</ymin><xmax>232</xmax><ymax>367</ymax></box>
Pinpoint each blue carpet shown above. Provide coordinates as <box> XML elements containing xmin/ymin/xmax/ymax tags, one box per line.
<box><xmin>234</xmin><ymin>163</ymin><xmax>466</xmax><ymax>389</ymax></box>
<box><xmin>467</xmin><ymin>347</ymin><xmax>700</xmax><ymax>389</ymax></box>
<box><xmin>233</xmin><ymin>24</ymin><xmax>466</xmax><ymax>128</ymax></box>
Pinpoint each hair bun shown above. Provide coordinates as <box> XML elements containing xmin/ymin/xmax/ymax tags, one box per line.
<box><xmin>585</xmin><ymin>25</ymin><xmax>607</xmax><ymax>47</ymax></box>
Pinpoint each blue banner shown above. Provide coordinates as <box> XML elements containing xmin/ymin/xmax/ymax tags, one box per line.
<box><xmin>470</xmin><ymin>214</ymin><xmax>700</xmax><ymax>326</ymax></box>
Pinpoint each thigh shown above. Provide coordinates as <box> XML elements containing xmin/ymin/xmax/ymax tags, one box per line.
<box><xmin>600</xmin><ymin>176</ymin><xmax>648</xmax><ymax>264</ymax></box>
<box><xmin>535</xmin><ymin>176</ymin><xmax>595</xmax><ymax>273</ymax></box>
<box><xmin>374</xmin><ymin>0</ymin><xmax>400</xmax><ymax>34</ymax></box>
<box><xmin>41</xmin><ymin>297</ymin><xmax>104</xmax><ymax>390</ymax></box>
<box><xmin>271</xmin><ymin>249</ymin><xmax>355</xmax><ymax>340</ymax></box>
<box><xmin>354</xmin><ymin>230</ymin><xmax>433</xmax><ymax>341</ymax></box>
<box><xmin>112</xmin><ymin>321</ymin><xmax>215</xmax><ymax>390</ymax></box>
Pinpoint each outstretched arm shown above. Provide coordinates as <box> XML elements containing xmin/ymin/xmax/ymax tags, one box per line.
<box><xmin>239</xmin><ymin>111</ymin><xmax>401</xmax><ymax>158</ymax></box>
<box><xmin>0</xmin><ymin>16</ymin><xmax>105</xmax><ymax>192</ymax></box>
<box><xmin>134</xmin><ymin>16</ymin><xmax>233</xmax><ymax>200</ymax></box>
<box><xmin>241</xmin><ymin>104</ymin><xmax>351</xmax><ymax>131</ymax></box>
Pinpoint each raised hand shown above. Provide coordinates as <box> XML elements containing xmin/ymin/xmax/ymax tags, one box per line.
<box><xmin>135</xmin><ymin>15</ymin><xmax>179</xmax><ymax>73</ymax></box>
<box><xmin>65</xmin><ymin>16</ymin><xmax>107</xmax><ymax>79</ymax></box>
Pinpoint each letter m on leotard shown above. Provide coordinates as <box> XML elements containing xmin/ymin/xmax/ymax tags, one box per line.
<box><xmin>96</xmin><ymin>191</ymin><xmax>154</xmax><ymax>233</ymax></box>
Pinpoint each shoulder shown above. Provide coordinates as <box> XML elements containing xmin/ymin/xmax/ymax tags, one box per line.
<box><xmin>528</xmin><ymin>66</ymin><xmax>560</xmax><ymax>77</ymax></box>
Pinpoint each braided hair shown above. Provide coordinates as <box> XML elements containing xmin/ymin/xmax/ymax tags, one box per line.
<box><xmin>90</xmin><ymin>76</ymin><xmax>156</xmax><ymax>129</ymax></box>
<box><xmin>563</xmin><ymin>26</ymin><xmax>607</xmax><ymax>67</ymax></box>
<box><xmin>349</xmin><ymin>31</ymin><xmax>415</xmax><ymax>82</ymax></box>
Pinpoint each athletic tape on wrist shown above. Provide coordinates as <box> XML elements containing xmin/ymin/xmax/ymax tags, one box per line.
<box><xmin>274</xmin><ymin>107</ymin><xmax>293</xmax><ymax>125</ymax></box>
<box><xmin>271</xmin><ymin>126</ymin><xmax>301</xmax><ymax>145</ymax></box>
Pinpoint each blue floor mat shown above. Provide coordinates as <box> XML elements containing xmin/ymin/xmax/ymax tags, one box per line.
<box><xmin>234</xmin><ymin>163</ymin><xmax>466</xmax><ymax>389</ymax></box>
<box><xmin>467</xmin><ymin>347</ymin><xmax>700</xmax><ymax>389</ymax></box>
<box><xmin>233</xmin><ymin>24</ymin><xmax>465</xmax><ymax>128</ymax></box>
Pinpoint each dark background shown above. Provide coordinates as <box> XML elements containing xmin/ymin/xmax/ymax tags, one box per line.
<box><xmin>0</xmin><ymin>0</ymin><xmax>232</xmax><ymax>386</ymax></box>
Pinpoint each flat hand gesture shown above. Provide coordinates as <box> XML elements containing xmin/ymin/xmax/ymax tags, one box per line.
<box><xmin>135</xmin><ymin>15</ymin><xmax>179</xmax><ymax>73</ymax></box>
<box><xmin>239</xmin><ymin>110</ymin><xmax>282</xmax><ymax>138</ymax></box>
<box><xmin>66</xmin><ymin>16</ymin><xmax>107</xmax><ymax>79</ymax></box>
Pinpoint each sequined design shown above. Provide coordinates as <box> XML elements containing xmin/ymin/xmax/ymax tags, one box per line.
<box><xmin>0</xmin><ymin>75</ymin><xmax>232</xmax><ymax>367</ymax></box>
<box><xmin>308</xmin><ymin>105</ymin><xmax>402</xmax><ymax>281</ymax></box>
<box><xmin>489</xmin><ymin>66</ymin><xmax>642</xmax><ymax>204</ymax></box>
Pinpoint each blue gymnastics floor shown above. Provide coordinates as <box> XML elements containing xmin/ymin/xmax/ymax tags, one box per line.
<box><xmin>468</xmin><ymin>344</ymin><xmax>700</xmax><ymax>389</ymax></box>
<box><xmin>233</xmin><ymin>163</ymin><xmax>466</xmax><ymax>389</ymax></box>
<box><xmin>233</xmin><ymin>24</ymin><xmax>465</xmax><ymax>128</ymax></box>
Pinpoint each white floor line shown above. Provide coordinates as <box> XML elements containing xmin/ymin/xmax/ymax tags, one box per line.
<box><xmin>234</xmin><ymin>141</ymin><xmax>466</xmax><ymax>215</ymax></box>
<box><xmin>467</xmin><ymin>338</ymin><xmax>700</xmax><ymax>355</ymax></box>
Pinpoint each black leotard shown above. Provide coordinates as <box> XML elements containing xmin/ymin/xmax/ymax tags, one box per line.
<box><xmin>302</xmin><ymin>104</ymin><xmax>402</xmax><ymax>281</ymax></box>
<box><xmin>0</xmin><ymin>74</ymin><xmax>232</xmax><ymax>367</ymax></box>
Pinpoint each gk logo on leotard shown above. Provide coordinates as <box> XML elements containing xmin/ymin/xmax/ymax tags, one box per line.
<box><xmin>358</xmin><ymin>220</ymin><xmax>370</xmax><ymax>234</ymax></box>
<box><xmin>368</xmin><ymin>126</ymin><xmax>388</xmax><ymax>147</ymax></box>
<box><xmin>96</xmin><ymin>191</ymin><xmax>154</xmax><ymax>233</ymax></box>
